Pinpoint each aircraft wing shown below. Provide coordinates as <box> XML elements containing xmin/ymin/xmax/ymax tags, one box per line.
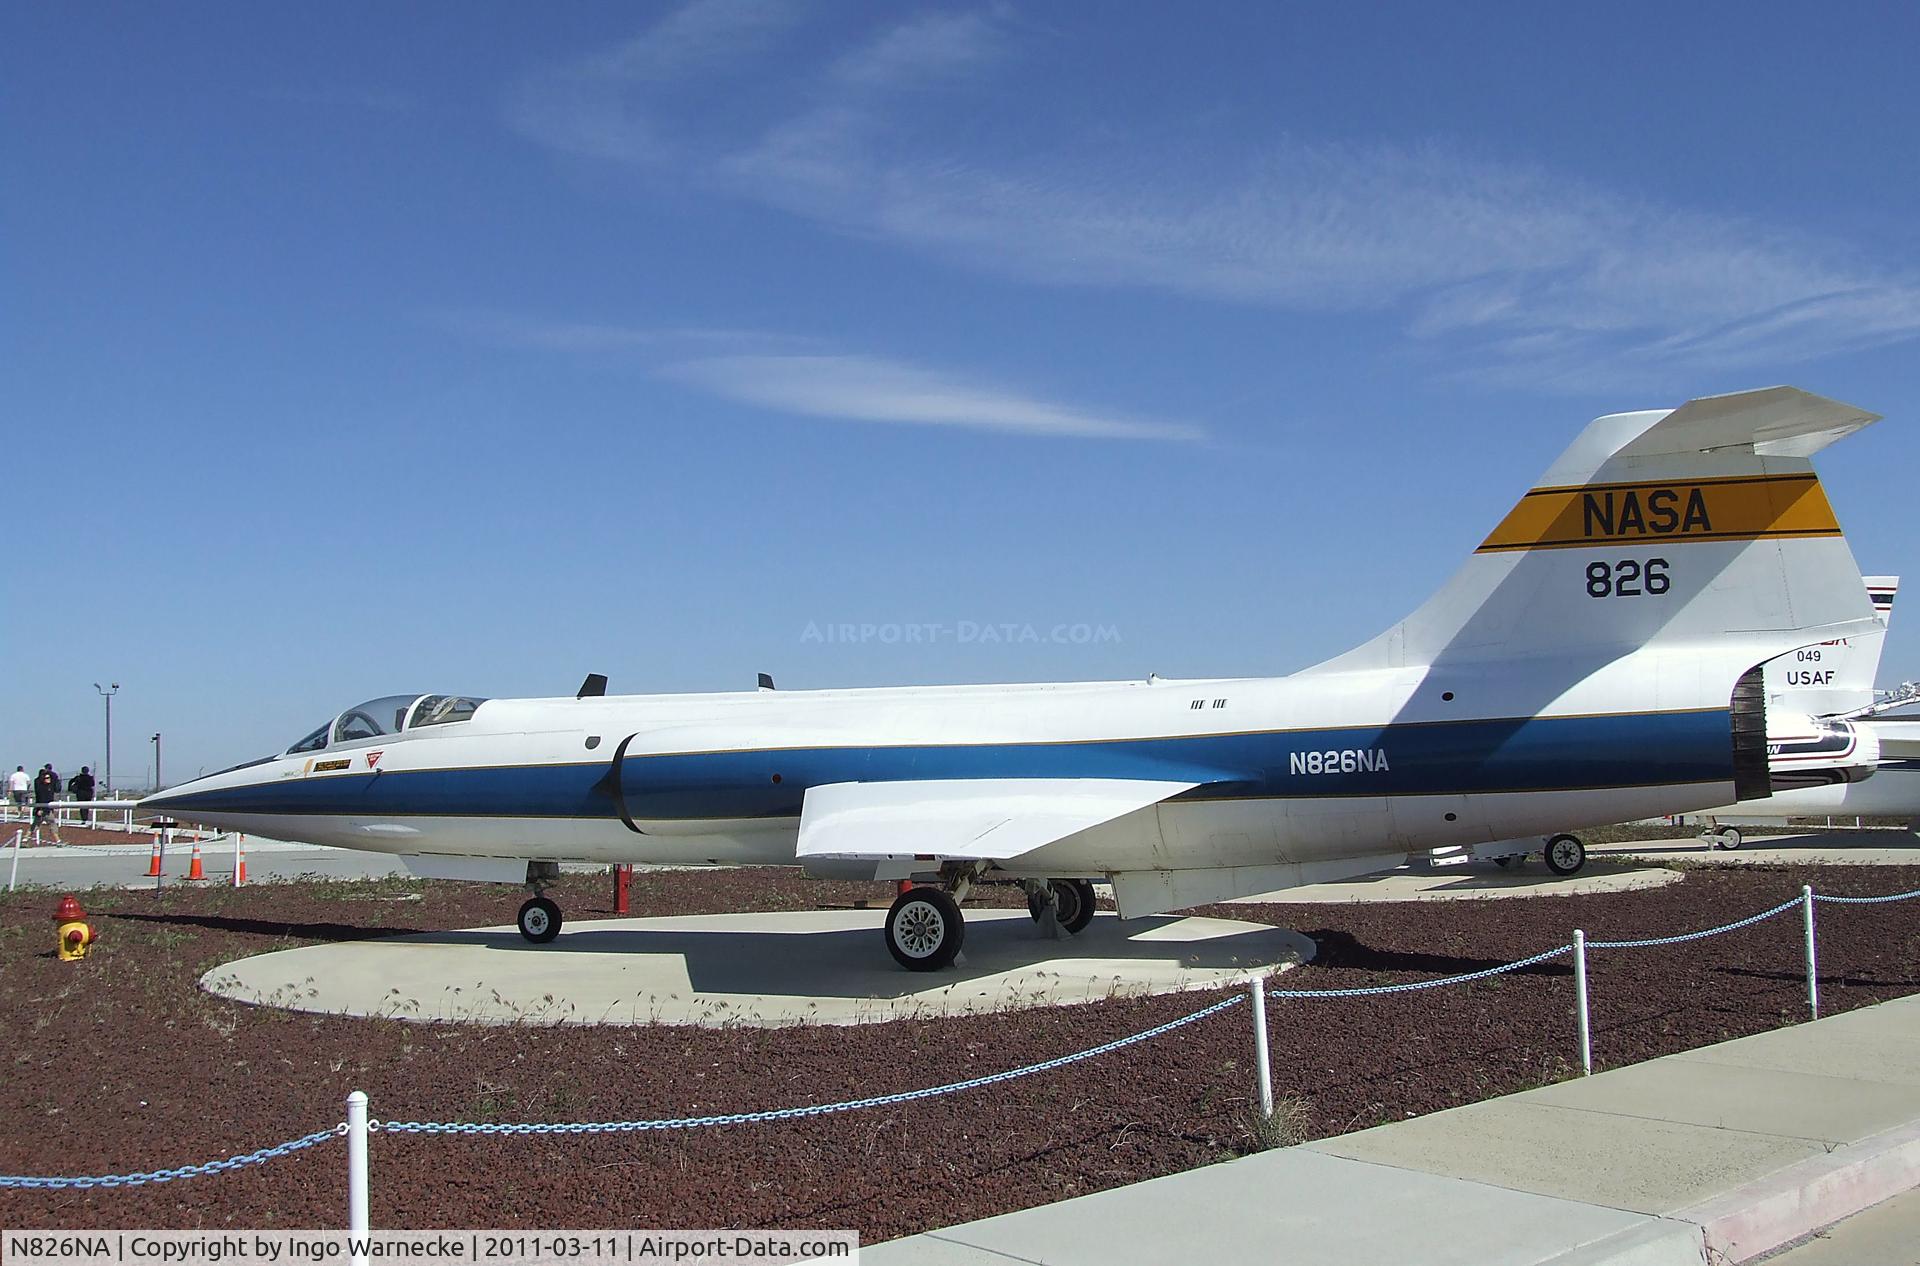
<box><xmin>795</xmin><ymin>778</ymin><xmax>1198</xmax><ymax>862</ymax></box>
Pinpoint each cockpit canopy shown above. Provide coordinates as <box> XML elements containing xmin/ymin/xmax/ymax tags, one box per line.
<box><xmin>286</xmin><ymin>694</ymin><xmax>489</xmax><ymax>755</ymax></box>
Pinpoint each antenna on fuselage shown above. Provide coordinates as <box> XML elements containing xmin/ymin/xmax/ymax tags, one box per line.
<box><xmin>577</xmin><ymin>673</ymin><xmax>608</xmax><ymax>699</ymax></box>
<box><xmin>757</xmin><ymin>673</ymin><xmax>776</xmax><ymax>691</ymax></box>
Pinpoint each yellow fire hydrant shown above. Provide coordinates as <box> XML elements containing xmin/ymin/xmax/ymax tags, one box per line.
<box><xmin>54</xmin><ymin>894</ymin><xmax>96</xmax><ymax>961</ymax></box>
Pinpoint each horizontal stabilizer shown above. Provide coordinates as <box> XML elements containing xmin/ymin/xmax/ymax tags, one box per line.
<box><xmin>796</xmin><ymin>778</ymin><xmax>1197</xmax><ymax>862</ymax></box>
<box><xmin>1869</xmin><ymin>721</ymin><xmax>1920</xmax><ymax>763</ymax></box>
<box><xmin>1616</xmin><ymin>386</ymin><xmax>1879</xmax><ymax>462</ymax></box>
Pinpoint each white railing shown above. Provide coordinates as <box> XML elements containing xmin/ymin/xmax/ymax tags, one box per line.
<box><xmin>0</xmin><ymin>798</ymin><xmax>141</xmax><ymax>832</ymax></box>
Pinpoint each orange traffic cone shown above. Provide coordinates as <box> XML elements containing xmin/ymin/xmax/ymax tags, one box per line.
<box><xmin>146</xmin><ymin>833</ymin><xmax>162</xmax><ymax>877</ymax></box>
<box><xmin>186</xmin><ymin>834</ymin><xmax>205</xmax><ymax>881</ymax></box>
<box><xmin>233</xmin><ymin>834</ymin><xmax>247</xmax><ymax>886</ymax></box>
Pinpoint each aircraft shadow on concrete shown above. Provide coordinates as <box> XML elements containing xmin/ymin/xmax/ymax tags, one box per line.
<box><xmin>113</xmin><ymin>911</ymin><xmax>419</xmax><ymax>941</ymax></box>
<box><xmin>1304</xmin><ymin>928</ymin><xmax>1571</xmax><ymax>980</ymax></box>
<box><xmin>389</xmin><ymin>913</ymin><xmax>1309</xmax><ymax>1000</ymax></box>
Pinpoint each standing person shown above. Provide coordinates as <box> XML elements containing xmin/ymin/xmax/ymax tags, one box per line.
<box><xmin>6</xmin><ymin>765</ymin><xmax>27</xmax><ymax>819</ymax></box>
<box><xmin>68</xmin><ymin>766</ymin><xmax>95</xmax><ymax>804</ymax></box>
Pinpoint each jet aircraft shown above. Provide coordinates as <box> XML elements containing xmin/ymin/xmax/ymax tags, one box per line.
<box><xmin>1691</xmin><ymin>579</ymin><xmax>1920</xmax><ymax>842</ymax></box>
<box><xmin>145</xmin><ymin>386</ymin><xmax>1889</xmax><ymax>969</ymax></box>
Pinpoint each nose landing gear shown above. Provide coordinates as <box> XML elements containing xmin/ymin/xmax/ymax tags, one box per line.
<box><xmin>516</xmin><ymin>860</ymin><xmax>564</xmax><ymax>943</ymax></box>
<box><xmin>517</xmin><ymin>896</ymin><xmax>562</xmax><ymax>943</ymax></box>
<box><xmin>1543</xmin><ymin>833</ymin><xmax>1588</xmax><ymax>876</ymax></box>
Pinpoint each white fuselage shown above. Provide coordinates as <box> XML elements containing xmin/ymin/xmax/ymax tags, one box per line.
<box><xmin>146</xmin><ymin>654</ymin><xmax>1756</xmax><ymax>884</ymax></box>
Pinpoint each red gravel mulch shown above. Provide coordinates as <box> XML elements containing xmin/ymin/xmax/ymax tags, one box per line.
<box><xmin>0</xmin><ymin>862</ymin><xmax>1916</xmax><ymax>1237</ymax></box>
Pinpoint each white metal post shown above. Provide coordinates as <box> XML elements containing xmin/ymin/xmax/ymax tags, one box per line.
<box><xmin>7</xmin><ymin>829</ymin><xmax>20</xmax><ymax>892</ymax></box>
<box><xmin>1802</xmin><ymin>886</ymin><xmax>1819</xmax><ymax>1020</ymax></box>
<box><xmin>347</xmin><ymin>1090</ymin><xmax>370</xmax><ymax>1261</ymax></box>
<box><xmin>1249</xmin><ymin>978</ymin><xmax>1274</xmax><ymax>1119</ymax></box>
<box><xmin>156</xmin><ymin>826</ymin><xmax>169</xmax><ymax>890</ymax></box>
<box><xmin>1573</xmin><ymin>930</ymin><xmax>1592</xmax><ymax>1076</ymax></box>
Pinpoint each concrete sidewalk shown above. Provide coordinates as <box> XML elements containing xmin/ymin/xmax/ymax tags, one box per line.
<box><xmin>868</xmin><ymin>993</ymin><xmax>1920</xmax><ymax>1265</ymax></box>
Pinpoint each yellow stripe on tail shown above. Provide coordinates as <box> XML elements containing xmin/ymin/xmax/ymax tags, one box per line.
<box><xmin>1477</xmin><ymin>473</ymin><xmax>1841</xmax><ymax>554</ymax></box>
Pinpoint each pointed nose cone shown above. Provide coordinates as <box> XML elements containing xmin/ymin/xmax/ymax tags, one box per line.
<box><xmin>140</xmin><ymin>775</ymin><xmax>214</xmax><ymax>820</ymax></box>
<box><xmin>138</xmin><ymin>786</ymin><xmax>186</xmax><ymax>818</ymax></box>
<box><xmin>138</xmin><ymin>788</ymin><xmax>174</xmax><ymax>811</ymax></box>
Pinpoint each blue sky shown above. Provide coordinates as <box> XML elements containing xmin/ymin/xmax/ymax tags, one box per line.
<box><xmin>5</xmin><ymin>2</ymin><xmax>1918</xmax><ymax>787</ymax></box>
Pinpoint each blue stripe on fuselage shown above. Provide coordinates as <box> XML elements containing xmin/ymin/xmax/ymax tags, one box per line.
<box><xmin>153</xmin><ymin>710</ymin><xmax>1734</xmax><ymax>821</ymax></box>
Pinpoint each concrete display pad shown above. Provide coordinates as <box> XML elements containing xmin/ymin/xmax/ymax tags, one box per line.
<box><xmin>201</xmin><ymin>909</ymin><xmax>1314</xmax><ymax>1028</ymax></box>
<box><xmin>1228</xmin><ymin>864</ymin><xmax>1682</xmax><ymax>904</ymax></box>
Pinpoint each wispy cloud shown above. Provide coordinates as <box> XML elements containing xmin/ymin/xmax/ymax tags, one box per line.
<box><xmin>505</xmin><ymin>5</ymin><xmax>1920</xmax><ymax>389</ymax></box>
<box><xmin>431</xmin><ymin>312</ymin><xmax>1195</xmax><ymax>442</ymax></box>
<box><xmin>504</xmin><ymin>0</ymin><xmax>802</xmax><ymax>164</ymax></box>
<box><xmin>430</xmin><ymin>309</ymin><xmax>789</xmax><ymax>354</ymax></box>
<box><xmin>827</xmin><ymin>9</ymin><xmax>1004</xmax><ymax>90</ymax></box>
<box><xmin>663</xmin><ymin>354</ymin><xmax>1202</xmax><ymax>442</ymax></box>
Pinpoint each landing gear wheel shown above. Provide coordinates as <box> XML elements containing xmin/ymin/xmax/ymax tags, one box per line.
<box><xmin>885</xmin><ymin>886</ymin><xmax>965</xmax><ymax>971</ymax></box>
<box><xmin>1544</xmin><ymin>834</ymin><xmax>1587</xmax><ymax>877</ymax></box>
<box><xmin>1717</xmin><ymin>826</ymin><xmax>1743</xmax><ymax>851</ymax></box>
<box><xmin>517</xmin><ymin>896</ymin><xmax>561</xmax><ymax>943</ymax></box>
<box><xmin>1026</xmin><ymin>879</ymin><xmax>1097</xmax><ymax>934</ymax></box>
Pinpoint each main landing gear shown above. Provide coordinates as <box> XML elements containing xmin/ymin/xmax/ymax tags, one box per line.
<box><xmin>882</xmin><ymin>868</ymin><xmax>1101</xmax><ymax>972</ymax></box>
<box><xmin>516</xmin><ymin>861</ymin><xmax>563</xmax><ymax>944</ymax></box>
<box><xmin>885</xmin><ymin>886</ymin><xmax>966</xmax><ymax>971</ymax></box>
<box><xmin>1026</xmin><ymin>878</ymin><xmax>1097</xmax><ymax>935</ymax></box>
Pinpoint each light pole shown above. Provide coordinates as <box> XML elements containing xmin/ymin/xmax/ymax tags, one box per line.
<box><xmin>93</xmin><ymin>682</ymin><xmax>120</xmax><ymax>797</ymax></box>
<box><xmin>152</xmin><ymin>734</ymin><xmax>162</xmax><ymax>792</ymax></box>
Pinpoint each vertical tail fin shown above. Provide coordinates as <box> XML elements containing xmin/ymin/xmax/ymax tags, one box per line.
<box><xmin>1318</xmin><ymin>387</ymin><xmax>1883</xmax><ymax>716</ymax></box>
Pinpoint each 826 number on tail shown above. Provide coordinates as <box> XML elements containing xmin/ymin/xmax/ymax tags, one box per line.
<box><xmin>1586</xmin><ymin>558</ymin><xmax>1669</xmax><ymax>598</ymax></box>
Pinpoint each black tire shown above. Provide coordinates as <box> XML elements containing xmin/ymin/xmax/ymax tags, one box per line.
<box><xmin>1543</xmin><ymin>834</ymin><xmax>1586</xmax><ymax>877</ymax></box>
<box><xmin>1059</xmin><ymin>879</ymin><xmax>1097</xmax><ymax>933</ymax></box>
<box><xmin>1025</xmin><ymin>879</ymin><xmax>1098</xmax><ymax>934</ymax></box>
<box><xmin>885</xmin><ymin>887</ymin><xmax>964</xmax><ymax>971</ymax></box>
<box><xmin>518</xmin><ymin>896</ymin><xmax>561</xmax><ymax>943</ymax></box>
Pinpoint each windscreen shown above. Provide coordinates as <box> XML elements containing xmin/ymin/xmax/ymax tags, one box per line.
<box><xmin>287</xmin><ymin>723</ymin><xmax>331</xmax><ymax>755</ymax></box>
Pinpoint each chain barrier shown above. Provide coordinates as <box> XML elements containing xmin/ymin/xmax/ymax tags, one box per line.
<box><xmin>375</xmin><ymin>992</ymin><xmax>1247</xmax><ymax>1137</ymax></box>
<box><xmin>1587</xmin><ymin>895</ymin><xmax>1804</xmax><ymax>949</ymax></box>
<box><xmin>1814</xmin><ymin>885</ymin><xmax>1920</xmax><ymax>906</ymax></box>
<box><xmin>6</xmin><ymin>882</ymin><xmax>1917</xmax><ymax>1184</ymax></box>
<box><xmin>0</xmin><ymin>1126</ymin><xmax>342</xmax><ymax>1190</ymax></box>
